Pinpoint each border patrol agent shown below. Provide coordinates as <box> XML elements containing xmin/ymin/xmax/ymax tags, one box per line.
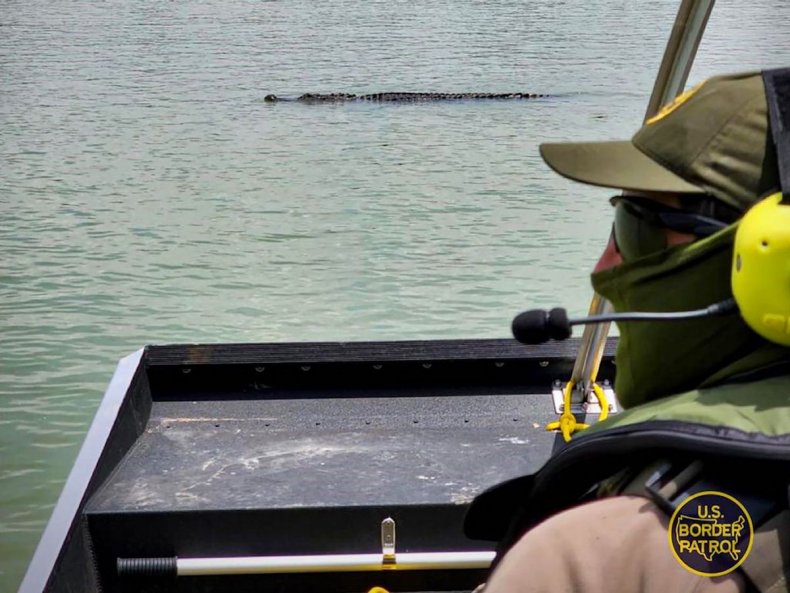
<box><xmin>465</xmin><ymin>69</ymin><xmax>790</xmax><ymax>593</ymax></box>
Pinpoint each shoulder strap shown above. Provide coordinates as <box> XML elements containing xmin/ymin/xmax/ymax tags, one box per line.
<box><xmin>618</xmin><ymin>460</ymin><xmax>790</xmax><ymax>593</ymax></box>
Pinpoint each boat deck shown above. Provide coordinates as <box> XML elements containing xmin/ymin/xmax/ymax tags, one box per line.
<box><xmin>28</xmin><ymin>339</ymin><xmax>616</xmax><ymax>593</ymax></box>
<box><xmin>89</xmin><ymin>392</ymin><xmax>557</xmax><ymax>514</ymax></box>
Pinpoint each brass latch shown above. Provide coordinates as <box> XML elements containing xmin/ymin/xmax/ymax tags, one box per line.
<box><xmin>381</xmin><ymin>518</ymin><xmax>396</xmax><ymax>565</ymax></box>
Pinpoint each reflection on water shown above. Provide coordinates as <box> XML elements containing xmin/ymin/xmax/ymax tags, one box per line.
<box><xmin>1</xmin><ymin>0</ymin><xmax>789</xmax><ymax>588</ymax></box>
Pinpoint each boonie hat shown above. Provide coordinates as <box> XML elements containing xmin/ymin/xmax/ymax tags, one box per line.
<box><xmin>540</xmin><ymin>71</ymin><xmax>779</xmax><ymax>211</ymax></box>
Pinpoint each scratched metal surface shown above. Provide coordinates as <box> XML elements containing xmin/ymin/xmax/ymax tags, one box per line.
<box><xmin>86</xmin><ymin>394</ymin><xmax>556</xmax><ymax>512</ymax></box>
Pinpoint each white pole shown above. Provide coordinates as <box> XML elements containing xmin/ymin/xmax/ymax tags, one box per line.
<box><xmin>175</xmin><ymin>551</ymin><xmax>495</xmax><ymax>576</ymax></box>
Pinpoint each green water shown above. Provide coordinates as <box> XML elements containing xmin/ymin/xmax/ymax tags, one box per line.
<box><xmin>1</xmin><ymin>0</ymin><xmax>788</xmax><ymax>589</ymax></box>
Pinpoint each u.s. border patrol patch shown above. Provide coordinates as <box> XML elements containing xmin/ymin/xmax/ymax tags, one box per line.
<box><xmin>668</xmin><ymin>491</ymin><xmax>754</xmax><ymax>577</ymax></box>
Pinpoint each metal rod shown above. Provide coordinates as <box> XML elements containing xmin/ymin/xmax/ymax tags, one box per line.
<box><xmin>645</xmin><ymin>0</ymin><xmax>716</xmax><ymax>119</ymax></box>
<box><xmin>180</xmin><ymin>554</ymin><xmax>385</xmax><ymax>575</ymax></box>
<box><xmin>569</xmin><ymin>294</ymin><xmax>612</xmax><ymax>400</ymax></box>
<box><xmin>570</xmin><ymin>0</ymin><xmax>716</xmax><ymax>395</ymax></box>
<box><xmin>122</xmin><ymin>551</ymin><xmax>495</xmax><ymax>576</ymax></box>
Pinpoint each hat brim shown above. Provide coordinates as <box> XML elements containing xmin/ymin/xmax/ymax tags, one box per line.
<box><xmin>540</xmin><ymin>141</ymin><xmax>705</xmax><ymax>194</ymax></box>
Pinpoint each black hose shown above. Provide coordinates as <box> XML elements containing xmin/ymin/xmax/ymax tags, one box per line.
<box><xmin>117</xmin><ymin>556</ymin><xmax>178</xmax><ymax>578</ymax></box>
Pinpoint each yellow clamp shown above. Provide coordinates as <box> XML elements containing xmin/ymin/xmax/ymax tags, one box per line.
<box><xmin>545</xmin><ymin>381</ymin><xmax>609</xmax><ymax>442</ymax></box>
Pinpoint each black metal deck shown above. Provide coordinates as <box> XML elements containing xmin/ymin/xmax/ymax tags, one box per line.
<box><xmin>22</xmin><ymin>338</ymin><xmax>616</xmax><ymax>593</ymax></box>
<box><xmin>90</xmin><ymin>393</ymin><xmax>556</xmax><ymax>513</ymax></box>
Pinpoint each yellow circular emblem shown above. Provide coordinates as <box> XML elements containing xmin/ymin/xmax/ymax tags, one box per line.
<box><xmin>646</xmin><ymin>81</ymin><xmax>705</xmax><ymax>125</ymax></box>
<box><xmin>668</xmin><ymin>490</ymin><xmax>754</xmax><ymax>577</ymax></box>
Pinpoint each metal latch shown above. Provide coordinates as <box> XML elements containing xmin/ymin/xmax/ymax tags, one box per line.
<box><xmin>551</xmin><ymin>379</ymin><xmax>618</xmax><ymax>416</ymax></box>
<box><xmin>381</xmin><ymin>518</ymin><xmax>396</xmax><ymax>565</ymax></box>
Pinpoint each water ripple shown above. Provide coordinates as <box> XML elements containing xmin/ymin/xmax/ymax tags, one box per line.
<box><xmin>2</xmin><ymin>0</ymin><xmax>789</xmax><ymax>590</ymax></box>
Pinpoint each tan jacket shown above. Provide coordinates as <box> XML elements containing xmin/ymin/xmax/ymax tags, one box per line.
<box><xmin>484</xmin><ymin>495</ymin><xmax>745</xmax><ymax>593</ymax></box>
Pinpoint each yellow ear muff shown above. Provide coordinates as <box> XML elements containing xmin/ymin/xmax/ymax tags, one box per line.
<box><xmin>732</xmin><ymin>192</ymin><xmax>790</xmax><ymax>345</ymax></box>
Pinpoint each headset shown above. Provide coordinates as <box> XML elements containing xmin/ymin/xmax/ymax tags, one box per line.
<box><xmin>732</xmin><ymin>68</ymin><xmax>790</xmax><ymax>345</ymax></box>
<box><xmin>514</xmin><ymin>67</ymin><xmax>790</xmax><ymax>346</ymax></box>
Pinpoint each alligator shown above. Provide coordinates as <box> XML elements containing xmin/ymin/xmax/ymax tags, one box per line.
<box><xmin>263</xmin><ymin>92</ymin><xmax>546</xmax><ymax>103</ymax></box>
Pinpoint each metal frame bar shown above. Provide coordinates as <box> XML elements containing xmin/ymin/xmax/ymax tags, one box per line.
<box><xmin>645</xmin><ymin>0</ymin><xmax>717</xmax><ymax>120</ymax></box>
<box><xmin>18</xmin><ymin>349</ymin><xmax>146</xmax><ymax>593</ymax></box>
<box><xmin>570</xmin><ymin>0</ymin><xmax>716</xmax><ymax>398</ymax></box>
